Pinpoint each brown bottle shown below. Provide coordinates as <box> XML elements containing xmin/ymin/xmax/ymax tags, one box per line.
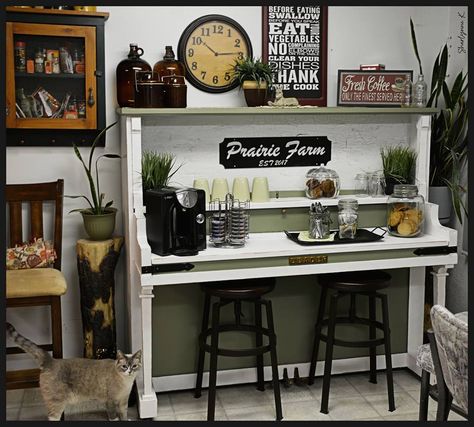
<box><xmin>153</xmin><ymin>46</ymin><xmax>185</xmax><ymax>79</ymax></box>
<box><xmin>116</xmin><ymin>43</ymin><xmax>152</xmax><ymax>107</ymax></box>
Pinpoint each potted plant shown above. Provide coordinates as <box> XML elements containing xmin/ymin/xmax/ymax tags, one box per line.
<box><xmin>410</xmin><ymin>18</ymin><xmax>468</xmax><ymax>224</ymax></box>
<box><xmin>141</xmin><ymin>151</ymin><xmax>182</xmax><ymax>192</ymax></box>
<box><xmin>231</xmin><ymin>56</ymin><xmax>274</xmax><ymax>107</ymax></box>
<box><xmin>69</xmin><ymin>122</ymin><xmax>120</xmax><ymax>240</ymax></box>
<box><xmin>380</xmin><ymin>146</ymin><xmax>417</xmax><ymax>195</ymax></box>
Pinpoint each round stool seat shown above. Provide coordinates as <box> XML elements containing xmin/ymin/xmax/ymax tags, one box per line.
<box><xmin>319</xmin><ymin>270</ymin><xmax>391</xmax><ymax>292</ymax></box>
<box><xmin>201</xmin><ymin>277</ymin><xmax>275</xmax><ymax>299</ymax></box>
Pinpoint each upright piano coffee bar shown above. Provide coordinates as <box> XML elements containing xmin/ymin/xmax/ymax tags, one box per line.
<box><xmin>6</xmin><ymin>6</ymin><xmax>466</xmax><ymax>423</ymax></box>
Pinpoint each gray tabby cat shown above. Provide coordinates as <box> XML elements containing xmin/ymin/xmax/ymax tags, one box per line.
<box><xmin>6</xmin><ymin>322</ymin><xmax>141</xmax><ymax>421</ymax></box>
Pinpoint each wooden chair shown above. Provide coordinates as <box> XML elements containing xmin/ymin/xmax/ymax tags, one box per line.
<box><xmin>6</xmin><ymin>179</ymin><xmax>67</xmax><ymax>389</ymax></box>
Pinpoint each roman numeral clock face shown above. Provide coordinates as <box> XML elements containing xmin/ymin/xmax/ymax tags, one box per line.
<box><xmin>178</xmin><ymin>15</ymin><xmax>253</xmax><ymax>93</ymax></box>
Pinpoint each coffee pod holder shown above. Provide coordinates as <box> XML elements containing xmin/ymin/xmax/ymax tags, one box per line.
<box><xmin>209</xmin><ymin>193</ymin><xmax>250</xmax><ymax>247</ymax></box>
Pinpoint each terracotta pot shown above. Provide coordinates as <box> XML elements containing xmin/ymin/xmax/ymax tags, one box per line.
<box><xmin>242</xmin><ymin>81</ymin><xmax>268</xmax><ymax>107</ymax></box>
<box><xmin>81</xmin><ymin>208</ymin><xmax>117</xmax><ymax>241</ymax></box>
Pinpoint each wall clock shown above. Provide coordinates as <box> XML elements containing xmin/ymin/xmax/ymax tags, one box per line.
<box><xmin>178</xmin><ymin>14</ymin><xmax>253</xmax><ymax>93</ymax></box>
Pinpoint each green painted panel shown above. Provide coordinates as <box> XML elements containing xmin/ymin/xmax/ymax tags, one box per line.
<box><xmin>152</xmin><ymin>269</ymin><xmax>408</xmax><ymax>377</ymax></box>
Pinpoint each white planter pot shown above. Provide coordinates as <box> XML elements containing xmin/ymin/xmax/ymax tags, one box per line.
<box><xmin>429</xmin><ymin>186</ymin><xmax>452</xmax><ymax>225</ymax></box>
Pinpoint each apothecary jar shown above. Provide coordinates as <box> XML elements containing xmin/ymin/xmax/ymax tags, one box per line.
<box><xmin>305</xmin><ymin>166</ymin><xmax>340</xmax><ymax>199</ymax></box>
<box><xmin>387</xmin><ymin>184</ymin><xmax>424</xmax><ymax>237</ymax></box>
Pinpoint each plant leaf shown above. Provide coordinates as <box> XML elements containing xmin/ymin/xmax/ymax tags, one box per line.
<box><xmin>410</xmin><ymin>18</ymin><xmax>423</xmax><ymax>75</ymax></box>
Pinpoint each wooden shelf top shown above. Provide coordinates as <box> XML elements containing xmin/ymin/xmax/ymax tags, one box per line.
<box><xmin>117</xmin><ymin>106</ymin><xmax>439</xmax><ymax>116</ymax></box>
<box><xmin>6</xmin><ymin>6</ymin><xmax>109</xmax><ymax>20</ymax></box>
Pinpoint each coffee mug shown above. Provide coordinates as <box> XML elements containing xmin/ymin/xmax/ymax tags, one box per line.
<box><xmin>232</xmin><ymin>176</ymin><xmax>250</xmax><ymax>202</ymax></box>
<box><xmin>251</xmin><ymin>177</ymin><xmax>270</xmax><ymax>202</ymax></box>
<box><xmin>211</xmin><ymin>178</ymin><xmax>229</xmax><ymax>201</ymax></box>
<box><xmin>193</xmin><ymin>178</ymin><xmax>210</xmax><ymax>203</ymax></box>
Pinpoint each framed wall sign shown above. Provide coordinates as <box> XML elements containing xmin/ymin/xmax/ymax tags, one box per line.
<box><xmin>337</xmin><ymin>70</ymin><xmax>413</xmax><ymax>107</ymax></box>
<box><xmin>219</xmin><ymin>136</ymin><xmax>332</xmax><ymax>169</ymax></box>
<box><xmin>262</xmin><ymin>5</ymin><xmax>327</xmax><ymax>106</ymax></box>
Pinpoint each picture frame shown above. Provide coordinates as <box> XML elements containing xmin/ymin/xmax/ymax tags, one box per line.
<box><xmin>337</xmin><ymin>70</ymin><xmax>413</xmax><ymax>107</ymax></box>
<box><xmin>262</xmin><ymin>5</ymin><xmax>328</xmax><ymax>106</ymax></box>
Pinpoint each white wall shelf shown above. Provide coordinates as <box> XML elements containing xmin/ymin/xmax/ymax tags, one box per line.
<box><xmin>117</xmin><ymin>106</ymin><xmax>439</xmax><ymax>116</ymax></box>
<box><xmin>208</xmin><ymin>195</ymin><xmax>389</xmax><ymax>211</ymax></box>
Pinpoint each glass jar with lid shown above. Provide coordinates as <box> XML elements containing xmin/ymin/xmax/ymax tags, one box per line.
<box><xmin>338</xmin><ymin>198</ymin><xmax>358</xmax><ymax>239</ymax></box>
<box><xmin>305</xmin><ymin>166</ymin><xmax>340</xmax><ymax>199</ymax></box>
<box><xmin>387</xmin><ymin>184</ymin><xmax>424</xmax><ymax>237</ymax></box>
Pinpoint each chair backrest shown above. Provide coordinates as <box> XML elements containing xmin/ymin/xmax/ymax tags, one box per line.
<box><xmin>5</xmin><ymin>180</ymin><xmax>64</xmax><ymax>270</ymax></box>
<box><xmin>430</xmin><ymin>304</ymin><xmax>468</xmax><ymax>413</ymax></box>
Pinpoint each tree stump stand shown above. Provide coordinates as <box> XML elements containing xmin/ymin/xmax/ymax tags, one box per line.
<box><xmin>76</xmin><ymin>237</ymin><xmax>123</xmax><ymax>359</ymax></box>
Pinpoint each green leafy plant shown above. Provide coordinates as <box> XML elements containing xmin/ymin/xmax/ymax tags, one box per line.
<box><xmin>410</xmin><ymin>18</ymin><xmax>468</xmax><ymax>223</ymax></box>
<box><xmin>231</xmin><ymin>56</ymin><xmax>274</xmax><ymax>88</ymax></box>
<box><xmin>141</xmin><ymin>151</ymin><xmax>182</xmax><ymax>191</ymax></box>
<box><xmin>381</xmin><ymin>146</ymin><xmax>417</xmax><ymax>184</ymax></box>
<box><xmin>68</xmin><ymin>122</ymin><xmax>120</xmax><ymax>215</ymax></box>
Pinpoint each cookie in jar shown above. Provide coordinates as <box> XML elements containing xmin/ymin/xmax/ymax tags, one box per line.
<box><xmin>387</xmin><ymin>184</ymin><xmax>424</xmax><ymax>237</ymax></box>
<box><xmin>305</xmin><ymin>166</ymin><xmax>340</xmax><ymax>199</ymax></box>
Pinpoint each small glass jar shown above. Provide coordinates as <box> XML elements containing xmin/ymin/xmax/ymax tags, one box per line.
<box><xmin>305</xmin><ymin>166</ymin><xmax>340</xmax><ymax>199</ymax></box>
<box><xmin>354</xmin><ymin>172</ymin><xmax>369</xmax><ymax>197</ymax></box>
<box><xmin>368</xmin><ymin>171</ymin><xmax>386</xmax><ymax>197</ymax></box>
<box><xmin>387</xmin><ymin>184</ymin><xmax>424</xmax><ymax>237</ymax></box>
<box><xmin>309</xmin><ymin>210</ymin><xmax>331</xmax><ymax>239</ymax></box>
<box><xmin>338</xmin><ymin>198</ymin><xmax>358</xmax><ymax>239</ymax></box>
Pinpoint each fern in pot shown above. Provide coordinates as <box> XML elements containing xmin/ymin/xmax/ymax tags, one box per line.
<box><xmin>381</xmin><ymin>146</ymin><xmax>417</xmax><ymax>195</ymax></box>
<box><xmin>68</xmin><ymin>122</ymin><xmax>121</xmax><ymax>240</ymax></box>
<box><xmin>410</xmin><ymin>18</ymin><xmax>468</xmax><ymax>223</ymax></box>
<box><xmin>231</xmin><ymin>56</ymin><xmax>275</xmax><ymax>107</ymax></box>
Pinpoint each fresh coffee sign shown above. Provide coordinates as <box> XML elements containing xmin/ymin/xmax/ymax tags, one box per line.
<box><xmin>219</xmin><ymin>136</ymin><xmax>331</xmax><ymax>169</ymax></box>
<box><xmin>337</xmin><ymin>70</ymin><xmax>413</xmax><ymax>107</ymax></box>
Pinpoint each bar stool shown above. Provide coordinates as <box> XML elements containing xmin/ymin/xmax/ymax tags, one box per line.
<box><xmin>194</xmin><ymin>277</ymin><xmax>283</xmax><ymax>421</ymax></box>
<box><xmin>308</xmin><ymin>270</ymin><xmax>395</xmax><ymax>414</ymax></box>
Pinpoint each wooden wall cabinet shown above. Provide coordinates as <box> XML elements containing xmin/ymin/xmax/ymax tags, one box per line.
<box><xmin>5</xmin><ymin>7</ymin><xmax>109</xmax><ymax>146</ymax></box>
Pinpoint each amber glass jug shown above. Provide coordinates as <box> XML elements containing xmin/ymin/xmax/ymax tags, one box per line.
<box><xmin>153</xmin><ymin>46</ymin><xmax>185</xmax><ymax>79</ymax></box>
<box><xmin>116</xmin><ymin>43</ymin><xmax>152</xmax><ymax>107</ymax></box>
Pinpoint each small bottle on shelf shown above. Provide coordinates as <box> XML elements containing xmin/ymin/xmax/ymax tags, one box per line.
<box><xmin>401</xmin><ymin>75</ymin><xmax>413</xmax><ymax>107</ymax></box>
<box><xmin>413</xmin><ymin>74</ymin><xmax>427</xmax><ymax>107</ymax></box>
<box><xmin>34</xmin><ymin>49</ymin><xmax>44</xmax><ymax>73</ymax></box>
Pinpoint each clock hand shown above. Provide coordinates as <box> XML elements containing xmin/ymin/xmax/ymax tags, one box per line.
<box><xmin>218</xmin><ymin>52</ymin><xmax>243</xmax><ymax>55</ymax></box>
<box><xmin>202</xmin><ymin>42</ymin><xmax>218</xmax><ymax>56</ymax></box>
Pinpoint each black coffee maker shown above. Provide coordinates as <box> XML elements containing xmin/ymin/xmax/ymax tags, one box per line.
<box><xmin>144</xmin><ymin>186</ymin><xmax>206</xmax><ymax>256</ymax></box>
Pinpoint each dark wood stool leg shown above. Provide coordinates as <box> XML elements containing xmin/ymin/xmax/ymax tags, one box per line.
<box><xmin>419</xmin><ymin>370</ymin><xmax>430</xmax><ymax>421</ymax></box>
<box><xmin>320</xmin><ymin>292</ymin><xmax>339</xmax><ymax>414</ymax></box>
<box><xmin>349</xmin><ymin>294</ymin><xmax>356</xmax><ymax>322</ymax></box>
<box><xmin>262</xmin><ymin>299</ymin><xmax>283</xmax><ymax>421</ymax></box>
<box><xmin>368</xmin><ymin>293</ymin><xmax>377</xmax><ymax>384</ymax></box>
<box><xmin>195</xmin><ymin>293</ymin><xmax>211</xmax><ymax>398</ymax></box>
<box><xmin>379</xmin><ymin>293</ymin><xmax>395</xmax><ymax>411</ymax></box>
<box><xmin>207</xmin><ymin>300</ymin><xmax>222</xmax><ymax>421</ymax></box>
<box><xmin>255</xmin><ymin>297</ymin><xmax>265</xmax><ymax>391</ymax></box>
<box><xmin>51</xmin><ymin>296</ymin><xmax>63</xmax><ymax>358</ymax></box>
<box><xmin>308</xmin><ymin>286</ymin><xmax>328</xmax><ymax>385</ymax></box>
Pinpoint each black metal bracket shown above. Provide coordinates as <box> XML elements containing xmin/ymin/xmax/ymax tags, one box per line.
<box><xmin>141</xmin><ymin>263</ymin><xmax>195</xmax><ymax>274</ymax></box>
<box><xmin>414</xmin><ymin>246</ymin><xmax>457</xmax><ymax>256</ymax></box>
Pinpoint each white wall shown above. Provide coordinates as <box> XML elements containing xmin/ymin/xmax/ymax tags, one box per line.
<box><xmin>6</xmin><ymin>6</ymin><xmax>456</xmax><ymax>368</ymax></box>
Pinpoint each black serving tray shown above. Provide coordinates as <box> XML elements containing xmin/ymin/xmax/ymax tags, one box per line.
<box><xmin>284</xmin><ymin>227</ymin><xmax>387</xmax><ymax>246</ymax></box>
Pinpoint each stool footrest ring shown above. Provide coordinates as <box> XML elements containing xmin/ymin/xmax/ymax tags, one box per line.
<box><xmin>317</xmin><ymin>316</ymin><xmax>388</xmax><ymax>348</ymax></box>
<box><xmin>199</xmin><ymin>324</ymin><xmax>275</xmax><ymax>357</ymax></box>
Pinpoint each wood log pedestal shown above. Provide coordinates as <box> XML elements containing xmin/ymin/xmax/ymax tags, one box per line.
<box><xmin>76</xmin><ymin>237</ymin><xmax>123</xmax><ymax>359</ymax></box>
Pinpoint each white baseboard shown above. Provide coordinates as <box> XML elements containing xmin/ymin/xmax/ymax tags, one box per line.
<box><xmin>152</xmin><ymin>353</ymin><xmax>408</xmax><ymax>393</ymax></box>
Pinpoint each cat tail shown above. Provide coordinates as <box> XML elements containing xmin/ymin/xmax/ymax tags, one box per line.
<box><xmin>6</xmin><ymin>322</ymin><xmax>52</xmax><ymax>367</ymax></box>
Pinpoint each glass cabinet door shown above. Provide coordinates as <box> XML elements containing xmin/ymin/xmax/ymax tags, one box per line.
<box><xmin>6</xmin><ymin>22</ymin><xmax>97</xmax><ymax>130</ymax></box>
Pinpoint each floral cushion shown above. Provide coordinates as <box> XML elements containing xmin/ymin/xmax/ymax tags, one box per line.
<box><xmin>6</xmin><ymin>238</ymin><xmax>57</xmax><ymax>270</ymax></box>
<box><xmin>416</xmin><ymin>343</ymin><xmax>434</xmax><ymax>373</ymax></box>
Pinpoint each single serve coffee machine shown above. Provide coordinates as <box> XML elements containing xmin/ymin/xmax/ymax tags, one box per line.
<box><xmin>144</xmin><ymin>186</ymin><xmax>206</xmax><ymax>256</ymax></box>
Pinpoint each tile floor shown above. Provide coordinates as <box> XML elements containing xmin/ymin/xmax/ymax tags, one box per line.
<box><xmin>6</xmin><ymin>369</ymin><xmax>467</xmax><ymax>421</ymax></box>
